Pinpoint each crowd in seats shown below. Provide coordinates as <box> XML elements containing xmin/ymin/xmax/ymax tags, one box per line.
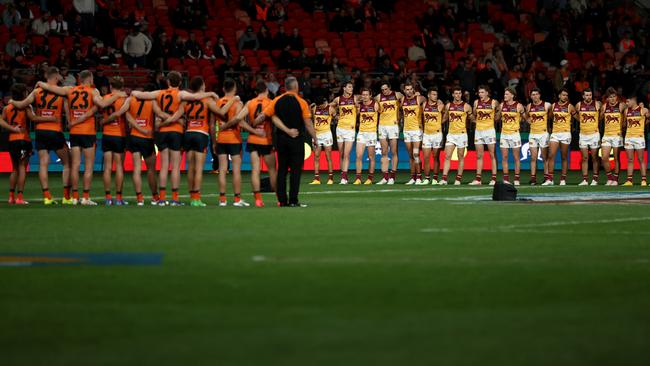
<box><xmin>1</xmin><ymin>0</ymin><xmax>649</xmax><ymax>111</ymax></box>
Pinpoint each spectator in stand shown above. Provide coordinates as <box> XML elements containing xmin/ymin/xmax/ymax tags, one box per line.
<box><xmin>214</xmin><ymin>35</ymin><xmax>232</xmax><ymax>60</ymax></box>
<box><xmin>70</xmin><ymin>48</ymin><xmax>87</xmax><ymax>70</ymax></box>
<box><xmin>234</xmin><ymin>55</ymin><xmax>252</xmax><ymax>72</ymax></box>
<box><xmin>257</xmin><ymin>25</ymin><xmax>273</xmax><ymax>51</ymax></box>
<box><xmin>74</xmin><ymin>0</ymin><xmax>96</xmax><ymax>35</ymax></box>
<box><xmin>5</xmin><ymin>35</ymin><xmax>22</xmax><ymax>58</ymax></box>
<box><xmin>32</xmin><ymin>12</ymin><xmax>51</xmax><ymax>36</ymax></box>
<box><xmin>2</xmin><ymin>4</ymin><xmax>22</xmax><ymax>27</ymax></box>
<box><xmin>238</xmin><ymin>26</ymin><xmax>260</xmax><ymax>51</ymax></box>
<box><xmin>170</xmin><ymin>35</ymin><xmax>186</xmax><ymax>59</ymax></box>
<box><xmin>93</xmin><ymin>68</ymin><xmax>110</xmax><ymax>93</ymax></box>
<box><xmin>278</xmin><ymin>45</ymin><xmax>293</xmax><ymax>69</ymax></box>
<box><xmin>273</xmin><ymin>24</ymin><xmax>289</xmax><ymax>50</ymax></box>
<box><xmin>185</xmin><ymin>33</ymin><xmax>202</xmax><ymax>60</ymax></box>
<box><xmin>619</xmin><ymin>32</ymin><xmax>635</xmax><ymax>54</ymax></box>
<box><xmin>15</xmin><ymin>0</ymin><xmax>33</xmax><ymax>24</ymax></box>
<box><xmin>554</xmin><ymin>59</ymin><xmax>572</xmax><ymax>92</ymax></box>
<box><xmin>408</xmin><ymin>37</ymin><xmax>426</xmax><ymax>62</ymax></box>
<box><xmin>60</xmin><ymin>67</ymin><xmax>76</xmax><ymax>86</ymax></box>
<box><xmin>203</xmin><ymin>38</ymin><xmax>216</xmax><ymax>60</ymax></box>
<box><xmin>149</xmin><ymin>31</ymin><xmax>170</xmax><ymax>69</ymax></box>
<box><xmin>289</xmin><ymin>28</ymin><xmax>304</xmax><ymax>51</ymax></box>
<box><xmin>69</xmin><ymin>13</ymin><xmax>84</xmax><ymax>36</ymax></box>
<box><xmin>54</xmin><ymin>48</ymin><xmax>69</xmax><ymax>68</ymax></box>
<box><xmin>437</xmin><ymin>27</ymin><xmax>454</xmax><ymax>51</ymax></box>
<box><xmin>330</xmin><ymin>9</ymin><xmax>354</xmax><ymax>33</ymax></box>
<box><xmin>123</xmin><ymin>24</ymin><xmax>152</xmax><ymax>68</ymax></box>
<box><xmin>254</xmin><ymin>0</ymin><xmax>271</xmax><ymax>22</ymax></box>
<box><xmin>266</xmin><ymin>72</ymin><xmax>280</xmax><ymax>95</ymax></box>
<box><xmin>269</xmin><ymin>1</ymin><xmax>287</xmax><ymax>21</ymax></box>
<box><xmin>85</xmin><ymin>44</ymin><xmax>102</xmax><ymax>66</ymax></box>
<box><xmin>453</xmin><ymin>58</ymin><xmax>477</xmax><ymax>95</ymax></box>
<box><xmin>363</xmin><ymin>0</ymin><xmax>378</xmax><ymax>29</ymax></box>
<box><xmin>50</xmin><ymin>14</ymin><xmax>68</xmax><ymax>36</ymax></box>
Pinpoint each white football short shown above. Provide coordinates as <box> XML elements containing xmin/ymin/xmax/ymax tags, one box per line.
<box><xmin>378</xmin><ymin>125</ymin><xmax>399</xmax><ymax>140</ymax></box>
<box><xmin>315</xmin><ymin>131</ymin><xmax>333</xmax><ymax>147</ymax></box>
<box><xmin>446</xmin><ymin>133</ymin><xmax>468</xmax><ymax>148</ymax></box>
<box><xmin>403</xmin><ymin>130</ymin><xmax>423</xmax><ymax>143</ymax></box>
<box><xmin>474</xmin><ymin>128</ymin><xmax>497</xmax><ymax>145</ymax></box>
<box><xmin>579</xmin><ymin>133</ymin><xmax>600</xmax><ymax>149</ymax></box>
<box><xmin>356</xmin><ymin>131</ymin><xmax>377</xmax><ymax>146</ymax></box>
<box><xmin>528</xmin><ymin>133</ymin><xmax>549</xmax><ymax>148</ymax></box>
<box><xmin>625</xmin><ymin>137</ymin><xmax>646</xmax><ymax>150</ymax></box>
<box><xmin>336</xmin><ymin>127</ymin><xmax>355</xmax><ymax>143</ymax></box>
<box><xmin>550</xmin><ymin>132</ymin><xmax>572</xmax><ymax>145</ymax></box>
<box><xmin>500</xmin><ymin>133</ymin><xmax>522</xmax><ymax>148</ymax></box>
<box><xmin>422</xmin><ymin>132</ymin><xmax>443</xmax><ymax>149</ymax></box>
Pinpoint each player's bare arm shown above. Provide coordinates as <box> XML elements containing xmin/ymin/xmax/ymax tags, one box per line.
<box><xmin>126</xmin><ymin>111</ymin><xmax>149</xmax><ymax>135</ymax></box>
<box><xmin>69</xmin><ymin>106</ymin><xmax>98</xmax><ymax>127</ymax></box>
<box><xmin>179</xmin><ymin>90</ymin><xmax>219</xmax><ymax>101</ymax></box>
<box><xmin>0</xmin><ymin>109</ymin><xmax>21</xmax><ymax>133</ymax></box>
<box><xmin>26</xmin><ymin>106</ymin><xmax>56</xmax><ymax>123</ymax></box>
<box><xmin>93</xmin><ymin>89</ymin><xmax>126</xmax><ymax>109</ymax></box>
<box><xmin>10</xmin><ymin>89</ymin><xmax>37</xmax><ymax>109</ymax></box>
<box><xmin>36</xmin><ymin>81</ymin><xmax>71</xmax><ymax>96</ymax></box>
<box><xmin>103</xmin><ymin>97</ymin><xmax>131</xmax><ymax>124</ymax></box>
<box><xmin>130</xmin><ymin>90</ymin><xmax>161</xmax><ymax>100</ymax></box>
<box><xmin>160</xmin><ymin>101</ymin><xmax>186</xmax><ymax>127</ymax></box>
<box><xmin>219</xmin><ymin>100</ymin><xmax>244</xmax><ymax>129</ymax></box>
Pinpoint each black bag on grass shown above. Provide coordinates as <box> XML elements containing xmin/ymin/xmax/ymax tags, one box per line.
<box><xmin>492</xmin><ymin>182</ymin><xmax>517</xmax><ymax>201</ymax></box>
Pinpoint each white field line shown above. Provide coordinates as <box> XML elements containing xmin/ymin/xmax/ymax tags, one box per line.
<box><xmin>421</xmin><ymin>216</ymin><xmax>650</xmax><ymax>234</ymax></box>
<box><xmin>250</xmin><ymin>255</ymin><xmax>650</xmax><ymax>264</ymax></box>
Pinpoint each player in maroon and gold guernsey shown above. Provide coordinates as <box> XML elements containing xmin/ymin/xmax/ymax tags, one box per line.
<box><xmin>375</xmin><ymin>81</ymin><xmax>404</xmax><ymax>184</ymax></box>
<box><xmin>470</xmin><ymin>85</ymin><xmax>500</xmax><ymax>186</ymax></box>
<box><xmin>354</xmin><ymin>88</ymin><xmax>379</xmax><ymax>184</ymax></box>
<box><xmin>622</xmin><ymin>95</ymin><xmax>649</xmax><ymax>186</ymax></box>
<box><xmin>37</xmin><ymin>70</ymin><xmax>126</xmax><ymax>205</ymax></box>
<box><xmin>575</xmin><ymin>88</ymin><xmax>602</xmax><ymax>186</ymax></box>
<box><xmin>229</xmin><ymin>81</ymin><xmax>277</xmax><ymax>207</ymax></box>
<box><xmin>402</xmin><ymin>82</ymin><xmax>426</xmax><ymax>185</ymax></box>
<box><xmin>99</xmin><ymin>77</ymin><xmax>128</xmax><ymax>205</ymax></box>
<box><xmin>310</xmin><ymin>97</ymin><xmax>335</xmax><ymax>185</ymax></box>
<box><xmin>421</xmin><ymin>87</ymin><xmax>445</xmax><ymax>185</ymax></box>
<box><xmin>330</xmin><ymin>81</ymin><xmax>359</xmax><ymax>184</ymax></box>
<box><xmin>9</xmin><ymin>67</ymin><xmax>71</xmax><ymax>204</ymax></box>
<box><xmin>499</xmin><ymin>88</ymin><xmax>525</xmax><ymax>185</ymax></box>
<box><xmin>131</xmin><ymin>71</ymin><xmax>218</xmax><ymax>205</ymax></box>
<box><xmin>546</xmin><ymin>88</ymin><xmax>577</xmax><ymax>186</ymax></box>
<box><xmin>1</xmin><ymin>84</ymin><xmax>57</xmax><ymax>204</ymax></box>
<box><xmin>525</xmin><ymin>88</ymin><xmax>552</xmax><ymax>185</ymax></box>
<box><xmin>214</xmin><ymin>78</ymin><xmax>246</xmax><ymax>207</ymax></box>
<box><xmin>441</xmin><ymin>87</ymin><xmax>472</xmax><ymax>185</ymax></box>
<box><xmin>600</xmin><ymin>88</ymin><xmax>625</xmax><ymax>186</ymax></box>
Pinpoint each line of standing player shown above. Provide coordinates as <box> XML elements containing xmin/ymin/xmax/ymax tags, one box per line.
<box><xmin>308</xmin><ymin>82</ymin><xmax>650</xmax><ymax>187</ymax></box>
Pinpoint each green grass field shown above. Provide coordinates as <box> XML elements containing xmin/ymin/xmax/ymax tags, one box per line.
<box><xmin>1</xmin><ymin>171</ymin><xmax>649</xmax><ymax>365</ymax></box>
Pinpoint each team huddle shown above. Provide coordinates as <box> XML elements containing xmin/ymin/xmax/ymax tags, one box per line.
<box><xmin>1</xmin><ymin>68</ymin><xmax>278</xmax><ymax>207</ymax></box>
<box><xmin>1</xmin><ymin>69</ymin><xmax>649</xmax><ymax>207</ymax></box>
<box><xmin>310</xmin><ymin>81</ymin><xmax>650</xmax><ymax>188</ymax></box>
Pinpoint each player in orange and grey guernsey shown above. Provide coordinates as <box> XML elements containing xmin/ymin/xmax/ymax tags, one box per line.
<box><xmin>330</xmin><ymin>81</ymin><xmax>359</xmax><ymax>184</ymax></box>
<box><xmin>130</xmin><ymin>71</ymin><xmax>218</xmax><ymax>205</ymax></box>
<box><xmin>353</xmin><ymin>88</ymin><xmax>379</xmax><ymax>185</ymax></box>
<box><xmin>499</xmin><ymin>87</ymin><xmax>525</xmax><ymax>186</ymax></box>
<box><xmin>525</xmin><ymin>88</ymin><xmax>552</xmax><ymax>185</ymax></box>
<box><xmin>401</xmin><ymin>82</ymin><xmax>426</xmax><ymax>185</ymax></box>
<box><xmin>183</xmin><ymin>77</ymin><xmax>235</xmax><ymax>207</ymax></box>
<box><xmin>9</xmin><ymin>67</ymin><xmax>72</xmax><ymax>205</ymax></box>
<box><xmin>599</xmin><ymin>87</ymin><xmax>625</xmax><ymax>186</ymax></box>
<box><xmin>310</xmin><ymin>96</ymin><xmax>335</xmax><ymax>185</ymax></box>
<box><xmin>421</xmin><ymin>87</ymin><xmax>445</xmax><ymax>185</ymax></box>
<box><xmin>470</xmin><ymin>85</ymin><xmax>500</xmax><ymax>186</ymax></box>
<box><xmin>441</xmin><ymin>87</ymin><xmax>472</xmax><ymax>185</ymax></box>
<box><xmin>217</xmin><ymin>82</ymin><xmax>268</xmax><ymax>206</ymax></box>
<box><xmin>106</xmin><ymin>84</ymin><xmax>170</xmax><ymax>205</ymax></box>
<box><xmin>575</xmin><ymin>88</ymin><xmax>602</xmax><ymax>186</ymax></box>
<box><xmin>622</xmin><ymin>95</ymin><xmax>649</xmax><ymax>186</ymax></box>
<box><xmin>375</xmin><ymin>81</ymin><xmax>404</xmax><ymax>184</ymax></box>
<box><xmin>1</xmin><ymin>83</ymin><xmax>58</xmax><ymax>204</ymax></box>
<box><xmin>545</xmin><ymin>88</ymin><xmax>577</xmax><ymax>186</ymax></box>
<box><xmin>98</xmin><ymin>77</ymin><xmax>128</xmax><ymax>205</ymax></box>
<box><xmin>37</xmin><ymin>70</ymin><xmax>126</xmax><ymax>205</ymax></box>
